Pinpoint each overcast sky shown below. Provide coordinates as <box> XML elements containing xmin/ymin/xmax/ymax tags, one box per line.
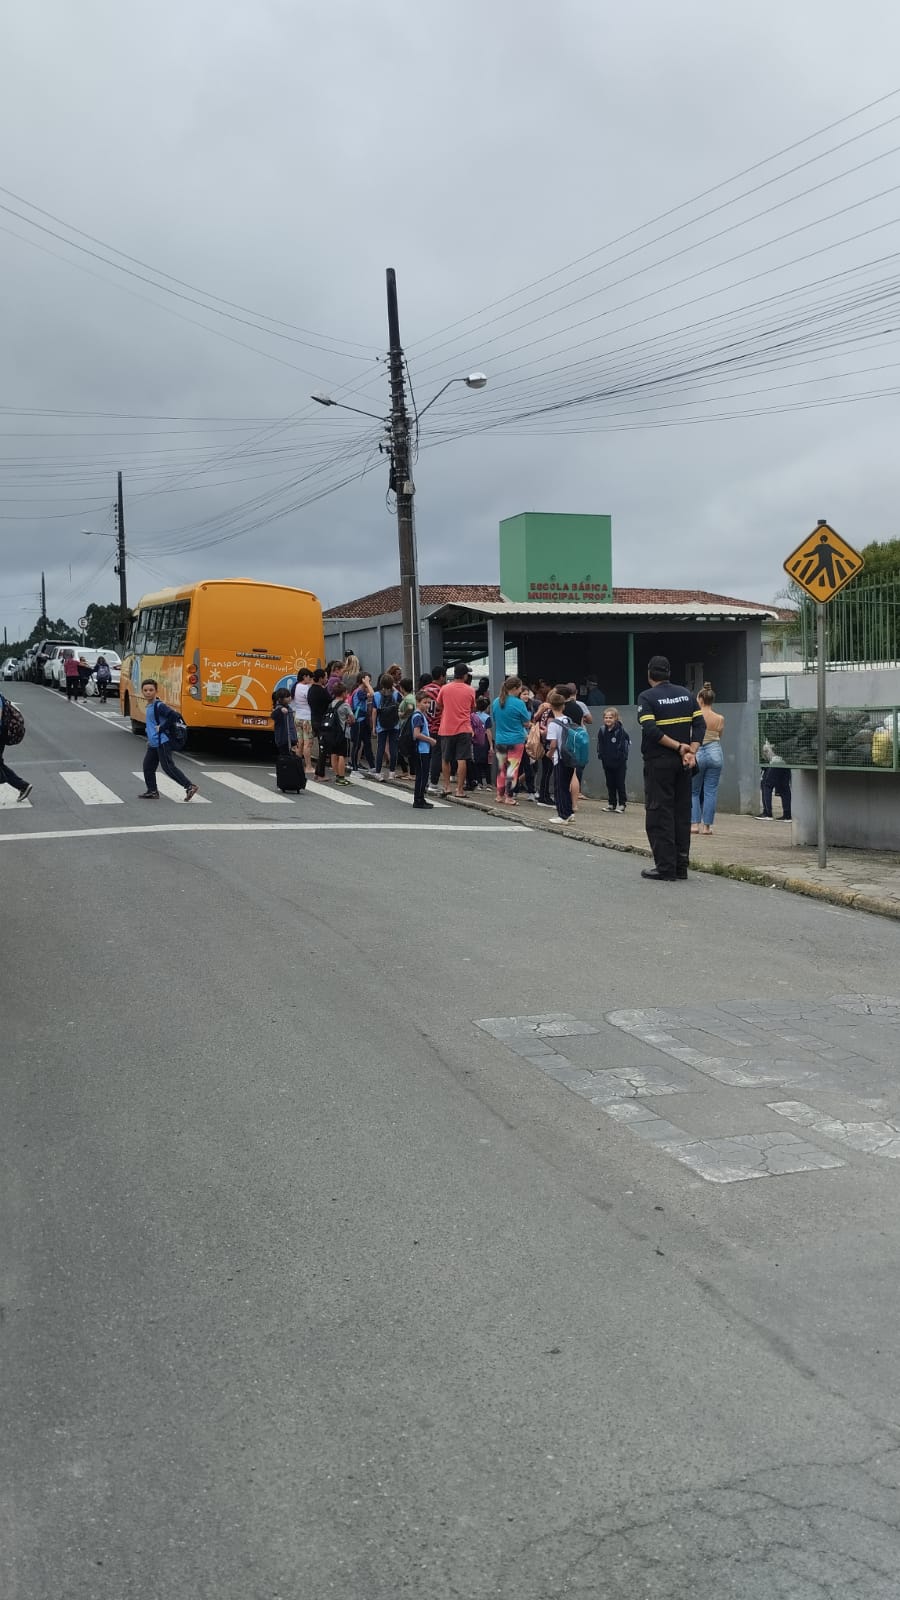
<box><xmin>1</xmin><ymin>0</ymin><xmax>899</xmax><ymax>641</ymax></box>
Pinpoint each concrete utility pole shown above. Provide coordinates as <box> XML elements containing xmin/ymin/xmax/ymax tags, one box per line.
<box><xmin>40</xmin><ymin>570</ymin><xmax>48</xmax><ymax>633</ymax></box>
<box><xmin>386</xmin><ymin>268</ymin><xmax>420</xmax><ymax>684</ymax></box>
<box><xmin>115</xmin><ymin>470</ymin><xmax>128</xmax><ymax>641</ymax></box>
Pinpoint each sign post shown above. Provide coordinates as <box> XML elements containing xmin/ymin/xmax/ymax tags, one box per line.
<box><xmin>816</xmin><ymin>600</ymin><xmax>827</xmax><ymax>868</ymax></box>
<box><xmin>783</xmin><ymin>519</ymin><xmax>864</xmax><ymax>871</ymax></box>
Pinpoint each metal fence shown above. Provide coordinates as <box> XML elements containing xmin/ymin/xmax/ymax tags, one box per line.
<box><xmin>759</xmin><ymin>707</ymin><xmax>900</xmax><ymax>772</ymax></box>
<box><xmin>797</xmin><ymin>579</ymin><xmax>900</xmax><ymax>669</ymax></box>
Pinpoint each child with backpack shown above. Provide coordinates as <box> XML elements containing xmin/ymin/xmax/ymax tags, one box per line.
<box><xmin>596</xmin><ymin>707</ymin><xmax>630</xmax><ymax>812</ymax></box>
<box><xmin>350</xmin><ymin>673</ymin><xmax>375</xmax><ymax>771</ymax></box>
<box><xmin>138</xmin><ymin>679</ymin><xmax>198</xmax><ymax>801</ymax></box>
<box><xmin>410</xmin><ymin>689</ymin><xmax>436</xmax><ymax>809</ymax></box>
<box><xmin>545</xmin><ymin>689</ymin><xmax>587</xmax><ymax>825</ymax></box>
<box><xmin>469</xmin><ymin>695</ymin><xmax>493</xmax><ymax>789</ymax></box>
<box><xmin>0</xmin><ymin>693</ymin><xmax>31</xmax><ymax>802</ymax></box>
<box><xmin>94</xmin><ymin>655</ymin><xmax>112</xmax><ymax>704</ymax></box>
<box><xmin>321</xmin><ymin>683</ymin><xmax>354</xmax><ymax>786</ymax></box>
<box><xmin>373</xmin><ymin>672</ymin><xmax>401</xmax><ymax>781</ymax></box>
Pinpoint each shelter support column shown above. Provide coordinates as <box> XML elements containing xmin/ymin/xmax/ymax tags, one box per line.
<box><xmin>627</xmin><ymin>632</ymin><xmax>635</xmax><ymax>706</ymax></box>
<box><xmin>487</xmin><ymin>618</ymin><xmax>506</xmax><ymax>692</ymax></box>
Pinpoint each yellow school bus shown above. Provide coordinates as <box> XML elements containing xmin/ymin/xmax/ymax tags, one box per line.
<box><xmin>120</xmin><ymin>579</ymin><xmax>324</xmax><ymax>737</ymax></box>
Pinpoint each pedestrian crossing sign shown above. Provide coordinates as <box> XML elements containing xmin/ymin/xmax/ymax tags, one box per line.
<box><xmin>784</xmin><ymin>522</ymin><xmax>864</xmax><ymax>601</ymax></box>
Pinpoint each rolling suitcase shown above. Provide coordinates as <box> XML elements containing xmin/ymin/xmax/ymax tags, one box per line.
<box><xmin>276</xmin><ymin>749</ymin><xmax>306</xmax><ymax>793</ymax></box>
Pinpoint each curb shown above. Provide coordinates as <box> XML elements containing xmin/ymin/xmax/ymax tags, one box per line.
<box><xmin>447</xmin><ymin>793</ymin><xmax>900</xmax><ymax>923</ymax></box>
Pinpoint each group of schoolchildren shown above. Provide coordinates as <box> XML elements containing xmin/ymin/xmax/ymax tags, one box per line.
<box><xmin>272</xmin><ymin>656</ymin><xmax>633</xmax><ymax>822</ymax></box>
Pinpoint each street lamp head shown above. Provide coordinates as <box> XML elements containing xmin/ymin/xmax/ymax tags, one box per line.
<box><xmin>465</xmin><ymin>372</ymin><xmax>488</xmax><ymax>390</ymax></box>
<box><xmin>311</xmin><ymin>392</ymin><xmax>336</xmax><ymax>406</ymax></box>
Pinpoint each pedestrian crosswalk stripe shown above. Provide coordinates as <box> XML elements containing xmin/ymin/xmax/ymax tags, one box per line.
<box><xmin>201</xmin><ymin>770</ymin><xmax>291</xmax><ymax>804</ymax></box>
<box><xmin>0</xmin><ymin>786</ymin><xmax>31</xmax><ymax>808</ymax></box>
<box><xmin>132</xmin><ymin>771</ymin><xmax>211</xmax><ymax>803</ymax></box>
<box><xmin>60</xmin><ymin>771</ymin><xmax>123</xmax><ymax>806</ymax></box>
<box><xmin>347</xmin><ymin>773</ymin><xmax>447</xmax><ymax>807</ymax></box>
<box><xmin>268</xmin><ymin>773</ymin><xmax>369</xmax><ymax>807</ymax></box>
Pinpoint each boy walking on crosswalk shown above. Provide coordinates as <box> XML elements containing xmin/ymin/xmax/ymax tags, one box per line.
<box><xmin>138</xmin><ymin>679</ymin><xmax>199</xmax><ymax>802</ymax></box>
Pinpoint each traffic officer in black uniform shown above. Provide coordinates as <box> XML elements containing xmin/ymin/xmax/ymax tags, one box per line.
<box><xmin>637</xmin><ymin>655</ymin><xmax>706</xmax><ymax>881</ymax></box>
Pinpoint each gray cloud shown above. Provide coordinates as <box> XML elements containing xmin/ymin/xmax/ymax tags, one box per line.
<box><xmin>1</xmin><ymin>0</ymin><xmax>898</xmax><ymax>642</ymax></box>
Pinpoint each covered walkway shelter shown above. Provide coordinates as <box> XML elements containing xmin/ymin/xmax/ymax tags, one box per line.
<box><xmin>324</xmin><ymin>583</ymin><xmax>778</xmax><ymax>813</ymax></box>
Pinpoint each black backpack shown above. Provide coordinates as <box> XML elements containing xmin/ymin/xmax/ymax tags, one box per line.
<box><xmin>398</xmin><ymin>714</ymin><xmax>415</xmax><ymax>762</ymax></box>
<box><xmin>321</xmin><ymin>703</ymin><xmax>347</xmax><ymax>751</ymax></box>
<box><xmin>378</xmin><ymin>691</ymin><xmax>400</xmax><ymax>731</ymax></box>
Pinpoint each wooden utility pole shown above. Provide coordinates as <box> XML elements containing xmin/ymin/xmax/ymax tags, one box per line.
<box><xmin>386</xmin><ymin>269</ymin><xmax>420</xmax><ymax>683</ymax></box>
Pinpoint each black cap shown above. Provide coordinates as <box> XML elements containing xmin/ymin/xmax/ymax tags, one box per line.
<box><xmin>647</xmin><ymin>655</ymin><xmax>670</xmax><ymax>679</ymax></box>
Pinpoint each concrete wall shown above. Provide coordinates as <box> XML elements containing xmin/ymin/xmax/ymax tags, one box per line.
<box><xmin>793</xmin><ymin>770</ymin><xmax>900</xmax><ymax>850</ymax></box>
<box><xmin>324</xmin><ymin>617</ymin><xmax>429</xmax><ymax>680</ymax></box>
<box><xmin>785</xmin><ymin>666</ymin><xmax>900</xmax><ymax>708</ymax></box>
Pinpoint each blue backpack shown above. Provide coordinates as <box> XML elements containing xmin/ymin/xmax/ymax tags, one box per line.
<box><xmin>561</xmin><ymin>722</ymin><xmax>590</xmax><ymax>769</ymax></box>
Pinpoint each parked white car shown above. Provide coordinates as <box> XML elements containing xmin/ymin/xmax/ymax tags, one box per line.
<box><xmin>1</xmin><ymin>657</ymin><xmax>17</xmax><ymax>680</ymax></box>
<box><xmin>47</xmin><ymin>646</ymin><xmax>122</xmax><ymax>693</ymax></box>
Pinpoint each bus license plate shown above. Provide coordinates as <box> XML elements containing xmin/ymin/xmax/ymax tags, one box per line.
<box><xmin>241</xmin><ymin>715</ymin><xmax>270</xmax><ymax>726</ymax></box>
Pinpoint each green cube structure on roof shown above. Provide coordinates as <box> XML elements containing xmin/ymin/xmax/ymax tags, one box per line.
<box><xmin>499</xmin><ymin>512</ymin><xmax>613</xmax><ymax>604</ymax></box>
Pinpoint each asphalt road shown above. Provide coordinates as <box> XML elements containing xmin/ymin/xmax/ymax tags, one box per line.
<box><xmin>4</xmin><ymin>683</ymin><xmax>900</xmax><ymax>1598</ymax></box>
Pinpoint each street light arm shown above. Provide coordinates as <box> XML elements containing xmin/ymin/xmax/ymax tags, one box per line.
<box><xmin>415</xmin><ymin>379</ymin><xmax>458</xmax><ymax>420</ymax></box>
<box><xmin>415</xmin><ymin>371</ymin><xmax>489</xmax><ymax>419</ymax></box>
<box><xmin>310</xmin><ymin>394</ymin><xmax>386</xmax><ymax>422</ymax></box>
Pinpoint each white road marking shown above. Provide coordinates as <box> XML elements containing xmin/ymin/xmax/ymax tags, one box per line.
<box><xmin>74</xmin><ymin>701</ymin><xmax>130</xmax><ymax>733</ymax></box>
<box><xmin>132</xmin><ymin>771</ymin><xmax>211</xmax><ymax>803</ymax></box>
<box><xmin>59</xmin><ymin>771</ymin><xmax>123</xmax><ymax>806</ymax></box>
<box><xmin>0</xmin><ymin>787</ymin><xmax>32</xmax><ymax>808</ymax></box>
<box><xmin>201</xmin><ymin>770</ymin><xmax>292</xmax><ymax>804</ymax></box>
<box><xmin>0</xmin><ymin>822</ymin><xmax>526</xmax><ymax>843</ymax></box>
<box><xmin>347</xmin><ymin>773</ymin><xmax>447</xmax><ymax>807</ymax></box>
<box><xmin>268</xmin><ymin>773</ymin><xmax>369</xmax><ymax>807</ymax></box>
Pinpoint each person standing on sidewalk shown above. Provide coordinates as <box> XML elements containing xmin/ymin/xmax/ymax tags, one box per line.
<box><xmin>291</xmin><ymin>668</ymin><xmax>315</xmax><ymax>770</ymax></box>
<box><xmin>545</xmin><ymin>690</ymin><xmax>574</xmax><ymax>824</ymax></box>
<box><xmin>421</xmin><ymin>667</ymin><xmax>447</xmax><ymax>790</ymax></box>
<box><xmin>410</xmin><ymin>690</ymin><xmax>436</xmax><ymax>810</ymax></box>
<box><xmin>0</xmin><ymin>693</ymin><xmax>32</xmax><ymax>802</ymax></box>
<box><xmin>138</xmin><ymin>680</ymin><xmax>198</xmax><ymax>801</ymax></box>
<box><xmin>597</xmin><ymin>707</ymin><xmax>630</xmax><ymax>811</ymax></box>
<box><xmin>436</xmin><ymin>662</ymin><xmax>475</xmax><ymax>798</ymax></box>
<box><xmin>491</xmin><ymin>675</ymin><xmax>531</xmax><ymax>807</ymax></box>
<box><xmin>307</xmin><ymin>667</ymin><xmax>331</xmax><ymax>781</ymax></box>
<box><xmin>637</xmin><ymin>656</ymin><xmax>705</xmax><ymax>881</ymax></box>
<box><xmin>759</xmin><ymin>744</ymin><xmax>792</xmax><ymax>820</ymax></box>
<box><xmin>373</xmin><ymin>673</ymin><xmax>402</xmax><ymax>780</ymax></box>
<box><xmin>690</xmin><ymin>683</ymin><xmax>725</xmax><ymax>836</ymax></box>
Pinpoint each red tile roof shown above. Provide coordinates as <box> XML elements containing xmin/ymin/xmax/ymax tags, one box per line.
<box><xmin>324</xmin><ymin>583</ymin><xmax>777</xmax><ymax>618</ymax></box>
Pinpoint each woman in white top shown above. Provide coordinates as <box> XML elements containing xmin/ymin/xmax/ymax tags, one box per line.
<box><xmin>690</xmin><ymin>682</ymin><xmax>725</xmax><ymax>835</ymax></box>
<box><xmin>291</xmin><ymin>668</ymin><xmax>314</xmax><ymax>767</ymax></box>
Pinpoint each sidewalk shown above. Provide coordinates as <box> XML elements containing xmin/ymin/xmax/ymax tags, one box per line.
<box><xmin>447</xmin><ymin>784</ymin><xmax>900</xmax><ymax>921</ymax></box>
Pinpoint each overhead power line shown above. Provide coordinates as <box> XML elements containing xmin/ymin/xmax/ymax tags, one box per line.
<box><xmin>0</xmin><ymin>181</ymin><xmax>379</xmax><ymax>356</ymax></box>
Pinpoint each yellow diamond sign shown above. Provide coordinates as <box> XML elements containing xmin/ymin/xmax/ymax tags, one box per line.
<box><xmin>784</xmin><ymin>522</ymin><xmax>864</xmax><ymax>602</ymax></box>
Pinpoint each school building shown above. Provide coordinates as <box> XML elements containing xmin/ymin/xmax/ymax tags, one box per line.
<box><xmin>323</xmin><ymin>512</ymin><xmax>779</xmax><ymax>812</ymax></box>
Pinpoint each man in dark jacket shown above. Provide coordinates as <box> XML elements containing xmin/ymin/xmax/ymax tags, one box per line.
<box><xmin>637</xmin><ymin>656</ymin><xmax>705</xmax><ymax>881</ymax></box>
